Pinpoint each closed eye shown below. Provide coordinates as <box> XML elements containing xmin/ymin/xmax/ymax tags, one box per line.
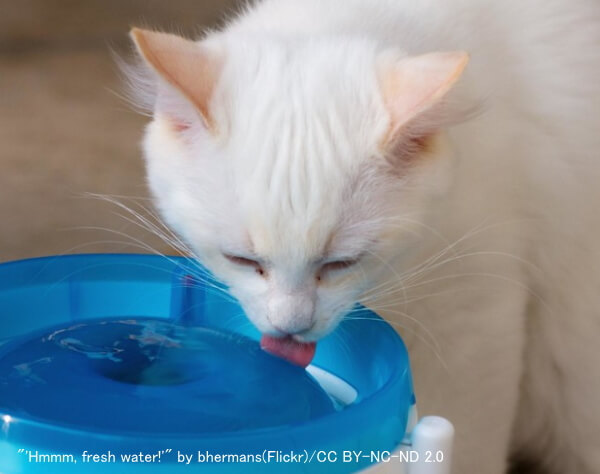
<box><xmin>223</xmin><ymin>254</ymin><xmax>266</xmax><ymax>276</ymax></box>
<box><xmin>320</xmin><ymin>258</ymin><xmax>359</xmax><ymax>273</ymax></box>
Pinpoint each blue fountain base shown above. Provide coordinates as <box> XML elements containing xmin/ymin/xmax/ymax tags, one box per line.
<box><xmin>0</xmin><ymin>254</ymin><xmax>414</xmax><ymax>473</ymax></box>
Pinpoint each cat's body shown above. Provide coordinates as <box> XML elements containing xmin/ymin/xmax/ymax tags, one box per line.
<box><xmin>128</xmin><ymin>0</ymin><xmax>600</xmax><ymax>472</ymax></box>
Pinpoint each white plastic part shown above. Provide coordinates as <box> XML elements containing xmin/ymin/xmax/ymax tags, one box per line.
<box><xmin>306</xmin><ymin>364</ymin><xmax>358</xmax><ymax>406</ymax></box>
<box><xmin>409</xmin><ymin>416</ymin><xmax>454</xmax><ymax>474</ymax></box>
<box><xmin>361</xmin><ymin>415</ymin><xmax>454</xmax><ymax>474</ymax></box>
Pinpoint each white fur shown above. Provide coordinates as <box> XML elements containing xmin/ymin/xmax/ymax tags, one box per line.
<box><xmin>133</xmin><ymin>1</ymin><xmax>600</xmax><ymax>472</ymax></box>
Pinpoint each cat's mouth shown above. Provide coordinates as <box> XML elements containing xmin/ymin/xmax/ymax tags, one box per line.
<box><xmin>260</xmin><ymin>334</ymin><xmax>316</xmax><ymax>367</ymax></box>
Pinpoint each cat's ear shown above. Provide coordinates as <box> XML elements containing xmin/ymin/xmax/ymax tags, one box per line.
<box><xmin>129</xmin><ymin>28</ymin><xmax>222</xmax><ymax>133</ymax></box>
<box><xmin>378</xmin><ymin>51</ymin><xmax>469</xmax><ymax>148</ymax></box>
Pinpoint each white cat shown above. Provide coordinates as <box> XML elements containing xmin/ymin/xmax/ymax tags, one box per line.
<box><xmin>126</xmin><ymin>0</ymin><xmax>600</xmax><ymax>472</ymax></box>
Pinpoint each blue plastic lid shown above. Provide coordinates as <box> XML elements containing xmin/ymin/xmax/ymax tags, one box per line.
<box><xmin>0</xmin><ymin>254</ymin><xmax>414</xmax><ymax>473</ymax></box>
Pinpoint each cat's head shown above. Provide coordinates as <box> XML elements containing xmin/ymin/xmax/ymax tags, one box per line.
<box><xmin>128</xmin><ymin>29</ymin><xmax>468</xmax><ymax>351</ymax></box>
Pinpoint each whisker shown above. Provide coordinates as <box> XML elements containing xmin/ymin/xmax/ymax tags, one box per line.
<box><xmin>342</xmin><ymin>314</ymin><xmax>447</xmax><ymax>370</ymax></box>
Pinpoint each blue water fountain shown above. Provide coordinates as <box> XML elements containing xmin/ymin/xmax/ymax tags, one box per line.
<box><xmin>0</xmin><ymin>254</ymin><xmax>451</xmax><ymax>474</ymax></box>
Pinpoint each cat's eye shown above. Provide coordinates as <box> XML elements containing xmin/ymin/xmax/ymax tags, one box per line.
<box><xmin>322</xmin><ymin>259</ymin><xmax>359</xmax><ymax>272</ymax></box>
<box><xmin>223</xmin><ymin>254</ymin><xmax>265</xmax><ymax>276</ymax></box>
<box><xmin>317</xmin><ymin>258</ymin><xmax>359</xmax><ymax>281</ymax></box>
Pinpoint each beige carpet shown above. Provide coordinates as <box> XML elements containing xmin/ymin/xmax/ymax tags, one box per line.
<box><xmin>0</xmin><ymin>0</ymin><xmax>239</xmax><ymax>262</ymax></box>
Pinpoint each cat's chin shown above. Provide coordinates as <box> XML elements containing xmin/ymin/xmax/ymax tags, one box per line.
<box><xmin>260</xmin><ymin>334</ymin><xmax>317</xmax><ymax>368</ymax></box>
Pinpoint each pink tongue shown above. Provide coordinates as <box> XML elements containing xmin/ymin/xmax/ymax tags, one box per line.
<box><xmin>260</xmin><ymin>335</ymin><xmax>316</xmax><ymax>368</ymax></box>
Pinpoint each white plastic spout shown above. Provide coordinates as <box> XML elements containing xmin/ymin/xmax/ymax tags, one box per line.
<box><xmin>410</xmin><ymin>416</ymin><xmax>454</xmax><ymax>474</ymax></box>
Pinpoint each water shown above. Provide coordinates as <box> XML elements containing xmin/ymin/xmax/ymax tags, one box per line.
<box><xmin>0</xmin><ymin>317</ymin><xmax>336</xmax><ymax>434</ymax></box>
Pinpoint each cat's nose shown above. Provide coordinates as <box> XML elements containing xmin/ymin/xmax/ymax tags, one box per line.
<box><xmin>271</xmin><ymin>319</ymin><xmax>315</xmax><ymax>336</ymax></box>
<box><xmin>267</xmin><ymin>293</ymin><xmax>315</xmax><ymax>335</ymax></box>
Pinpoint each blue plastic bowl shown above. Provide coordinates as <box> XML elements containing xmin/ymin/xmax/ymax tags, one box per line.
<box><xmin>0</xmin><ymin>254</ymin><xmax>414</xmax><ymax>473</ymax></box>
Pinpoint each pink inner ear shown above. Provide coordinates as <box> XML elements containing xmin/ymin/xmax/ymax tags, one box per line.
<box><xmin>130</xmin><ymin>28</ymin><xmax>222</xmax><ymax>134</ymax></box>
<box><xmin>378</xmin><ymin>51</ymin><xmax>469</xmax><ymax>148</ymax></box>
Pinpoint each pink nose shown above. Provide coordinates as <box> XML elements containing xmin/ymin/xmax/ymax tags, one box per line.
<box><xmin>271</xmin><ymin>318</ymin><xmax>314</xmax><ymax>335</ymax></box>
<box><xmin>267</xmin><ymin>294</ymin><xmax>315</xmax><ymax>335</ymax></box>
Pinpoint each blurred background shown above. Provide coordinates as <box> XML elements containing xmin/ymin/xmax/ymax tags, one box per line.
<box><xmin>0</xmin><ymin>0</ymin><xmax>240</xmax><ymax>262</ymax></box>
